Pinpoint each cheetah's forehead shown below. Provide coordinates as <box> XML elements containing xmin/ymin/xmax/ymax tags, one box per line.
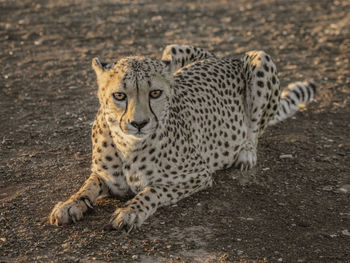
<box><xmin>115</xmin><ymin>57</ymin><xmax>162</xmax><ymax>76</ymax></box>
<box><xmin>119</xmin><ymin>68</ymin><xmax>152</xmax><ymax>91</ymax></box>
<box><xmin>110</xmin><ymin>56</ymin><xmax>171</xmax><ymax>90</ymax></box>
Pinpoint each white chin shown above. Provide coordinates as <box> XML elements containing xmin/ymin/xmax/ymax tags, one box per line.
<box><xmin>124</xmin><ymin>128</ymin><xmax>155</xmax><ymax>139</ymax></box>
<box><xmin>125</xmin><ymin>130</ymin><xmax>149</xmax><ymax>139</ymax></box>
<box><xmin>133</xmin><ymin>132</ymin><xmax>148</xmax><ymax>138</ymax></box>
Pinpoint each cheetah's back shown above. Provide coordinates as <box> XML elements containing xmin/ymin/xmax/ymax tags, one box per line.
<box><xmin>172</xmin><ymin>57</ymin><xmax>247</xmax><ymax>171</ymax></box>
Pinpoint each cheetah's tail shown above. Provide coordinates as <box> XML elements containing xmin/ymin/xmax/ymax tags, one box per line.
<box><xmin>268</xmin><ymin>80</ymin><xmax>317</xmax><ymax>126</ymax></box>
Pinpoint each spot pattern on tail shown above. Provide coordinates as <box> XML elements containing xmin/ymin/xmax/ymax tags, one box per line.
<box><xmin>269</xmin><ymin>80</ymin><xmax>317</xmax><ymax>125</ymax></box>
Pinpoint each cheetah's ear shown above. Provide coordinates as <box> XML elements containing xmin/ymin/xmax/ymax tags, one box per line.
<box><xmin>161</xmin><ymin>60</ymin><xmax>171</xmax><ymax>67</ymax></box>
<box><xmin>92</xmin><ymin>57</ymin><xmax>105</xmax><ymax>77</ymax></box>
<box><xmin>161</xmin><ymin>60</ymin><xmax>174</xmax><ymax>74</ymax></box>
<box><xmin>92</xmin><ymin>57</ymin><xmax>116</xmax><ymax>74</ymax></box>
<box><xmin>92</xmin><ymin>57</ymin><xmax>116</xmax><ymax>88</ymax></box>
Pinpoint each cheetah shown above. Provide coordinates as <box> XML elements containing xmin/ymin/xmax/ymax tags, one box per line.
<box><xmin>50</xmin><ymin>45</ymin><xmax>316</xmax><ymax>231</ymax></box>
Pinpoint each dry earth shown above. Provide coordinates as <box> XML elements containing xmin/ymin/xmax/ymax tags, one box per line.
<box><xmin>0</xmin><ymin>0</ymin><xmax>349</xmax><ymax>262</ymax></box>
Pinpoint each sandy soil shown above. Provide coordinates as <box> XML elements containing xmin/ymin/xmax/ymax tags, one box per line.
<box><xmin>0</xmin><ymin>0</ymin><xmax>349</xmax><ymax>262</ymax></box>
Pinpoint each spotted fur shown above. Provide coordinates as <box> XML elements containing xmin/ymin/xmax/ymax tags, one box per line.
<box><xmin>50</xmin><ymin>45</ymin><xmax>316</xmax><ymax>230</ymax></box>
<box><xmin>268</xmin><ymin>80</ymin><xmax>316</xmax><ymax>125</ymax></box>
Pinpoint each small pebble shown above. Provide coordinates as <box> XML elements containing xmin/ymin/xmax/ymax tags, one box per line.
<box><xmin>322</xmin><ymin>186</ymin><xmax>333</xmax><ymax>191</ymax></box>
<box><xmin>338</xmin><ymin>185</ymin><xmax>350</xmax><ymax>194</ymax></box>
<box><xmin>279</xmin><ymin>154</ymin><xmax>293</xmax><ymax>159</ymax></box>
<box><xmin>341</xmin><ymin>229</ymin><xmax>350</xmax><ymax>236</ymax></box>
<box><xmin>61</xmin><ymin>242</ymin><xmax>70</xmax><ymax>249</ymax></box>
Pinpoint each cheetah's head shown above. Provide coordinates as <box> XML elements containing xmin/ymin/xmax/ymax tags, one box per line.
<box><xmin>92</xmin><ymin>56</ymin><xmax>173</xmax><ymax>140</ymax></box>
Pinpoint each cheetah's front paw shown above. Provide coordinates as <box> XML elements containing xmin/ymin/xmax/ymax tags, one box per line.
<box><xmin>104</xmin><ymin>206</ymin><xmax>147</xmax><ymax>233</ymax></box>
<box><xmin>49</xmin><ymin>197</ymin><xmax>92</xmax><ymax>226</ymax></box>
<box><xmin>234</xmin><ymin>142</ymin><xmax>257</xmax><ymax>171</ymax></box>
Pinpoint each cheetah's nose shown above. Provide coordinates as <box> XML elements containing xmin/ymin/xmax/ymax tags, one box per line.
<box><xmin>130</xmin><ymin>119</ymin><xmax>149</xmax><ymax>130</ymax></box>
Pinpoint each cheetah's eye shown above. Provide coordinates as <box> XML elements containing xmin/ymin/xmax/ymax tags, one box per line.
<box><xmin>149</xmin><ymin>90</ymin><xmax>163</xmax><ymax>99</ymax></box>
<box><xmin>112</xmin><ymin>92</ymin><xmax>127</xmax><ymax>101</ymax></box>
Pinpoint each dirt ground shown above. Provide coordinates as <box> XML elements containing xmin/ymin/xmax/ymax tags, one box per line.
<box><xmin>0</xmin><ymin>0</ymin><xmax>349</xmax><ymax>262</ymax></box>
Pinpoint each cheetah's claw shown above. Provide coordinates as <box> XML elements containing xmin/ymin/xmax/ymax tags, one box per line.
<box><xmin>49</xmin><ymin>198</ymin><xmax>90</xmax><ymax>226</ymax></box>
<box><xmin>106</xmin><ymin>207</ymin><xmax>146</xmax><ymax>233</ymax></box>
<box><xmin>234</xmin><ymin>142</ymin><xmax>257</xmax><ymax>171</ymax></box>
<box><xmin>102</xmin><ymin>222</ymin><xmax>133</xmax><ymax>233</ymax></box>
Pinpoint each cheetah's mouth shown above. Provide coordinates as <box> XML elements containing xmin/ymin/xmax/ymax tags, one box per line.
<box><xmin>135</xmin><ymin>131</ymin><xmax>147</xmax><ymax>137</ymax></box>
<box><xmin>125</xmin><ymin>128</ymin><xmax>153</xmax><ymax>139</ymax></box>
<box><xmin>123</xmin><ymin>122</ymin><xmax>158</xmax><ymax>139</ymax></box>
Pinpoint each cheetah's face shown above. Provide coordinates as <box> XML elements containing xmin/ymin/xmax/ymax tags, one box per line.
<box><xmin>92</xmin><ymin>57</ymin><xmax>173</xmax><ymax>139</ymax></box>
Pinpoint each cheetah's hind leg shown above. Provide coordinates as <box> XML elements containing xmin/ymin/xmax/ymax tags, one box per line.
<box><xmin>161</xmin><ymin>44</ymin><xmax>215</xmax><ymax>73</ymax></box>
<box><xmin>234</xmin><ymin>140</ymin><xmax>257</xmax><ymax>171</ymax></box>
<box><xmin>233</xmin><ymin>51</ymin><xmax>280</xmax><ymax>171</ymax></box>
